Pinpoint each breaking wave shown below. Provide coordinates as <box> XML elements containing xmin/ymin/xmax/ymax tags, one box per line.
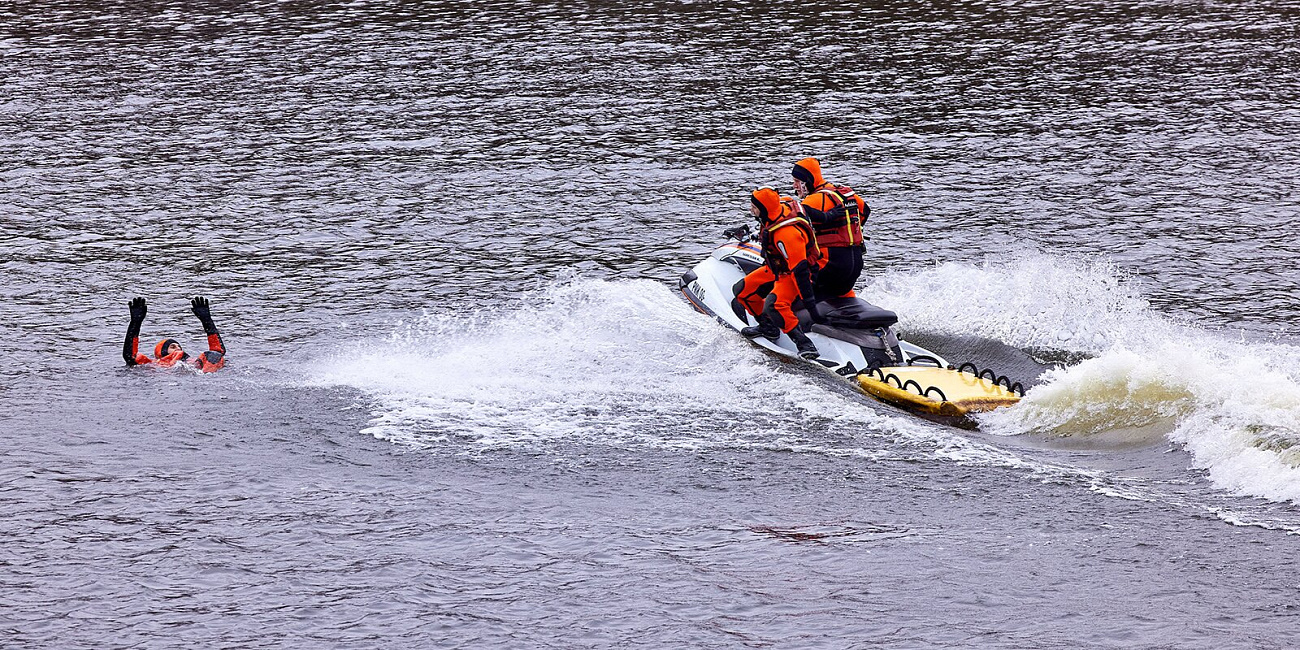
<box><xmin>866</xmin><ymin>248</ymin><xmax>1300</xmax><ymax>505</ymax></box>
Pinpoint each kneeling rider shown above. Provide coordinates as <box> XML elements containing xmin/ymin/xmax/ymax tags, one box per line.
<box><xmin>732</xmin><ymin>187</ymin><xmax>820</xmax><ymax>359</ymax></box>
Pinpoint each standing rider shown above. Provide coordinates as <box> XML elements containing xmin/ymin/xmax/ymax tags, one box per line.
<box><xmin>123</xmin><ymin>296</ymin><xmax>227</xmax><ymax>372</ymax></box>
<box><xmin>791</xmin><ymin>157</ymin><xmax>867</xmax><ymax>306</ymax></box>
<box><xmin>732</xmin><ymin>187</ymin><xmax>820</xmax><ymax>359</ymax></box>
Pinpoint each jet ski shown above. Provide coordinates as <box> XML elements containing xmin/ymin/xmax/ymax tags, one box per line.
<box><xmin>678</xmin><ymin>232</ymin><xmax>1023</xmax><ymax>426</ymax></box>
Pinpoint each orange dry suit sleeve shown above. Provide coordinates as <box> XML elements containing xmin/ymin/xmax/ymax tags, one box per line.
<box><xmin>205</xmin><ymin>329</ymin><xmax>226</xmax><ymax>355</ymax></box>
<box><xmin>190</xmin><ymin>298</ymin><xmax>225</xmax><ymax>354</ymax></box>
<box><xmin>799</xmin><ymin>191</ymin><xmax>842</xmax><ymax>226</ymax></box>
<box><xmin>769</xmin><ymin>224</ymin><xmax>817</xmax><ymax>305</ymax></box>
<box><xmin>190</xmin><ymin>298</ymin><xmax>226</xmax><ymax>372</ymax></box>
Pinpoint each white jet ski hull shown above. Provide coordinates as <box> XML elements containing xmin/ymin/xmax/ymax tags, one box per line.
<box><xmin>677</xmin><ymin>242</ymin><xmax>947</xmax><ymax>378</ymax></box>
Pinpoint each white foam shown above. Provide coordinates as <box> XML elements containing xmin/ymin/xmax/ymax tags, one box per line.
<box><xmin>871</xmin><ymin>247</ymin><xmax>1300</xmax><ymax>505</ymax></box>
<box><xmin>307</xmin><ymin>253</ymin><xmax>1300</xmax><ymax>509</ymax></box>
<box><xmin>304</xmin><ymin>275</ymin><xmax>1082</xmax><ymax>483</ymax></box>
<box><xmin>864</xmin><ymin>249</ymin><xmax>1152</xmax><ymax>354</ymax></box>
<box><xmin>308</xmin><ymin>277</ymin><xmax>840</xmax><ymax>450</ymax></box>
<box><xmin>1210</xmin><ymin>507</ymin><xmax>1300</xmax><ymax>535</ymax></box>
<box><xmin>984</xmin><ymin>335</ymin><xmax>1300</xmax><ymax>505</ymax></box>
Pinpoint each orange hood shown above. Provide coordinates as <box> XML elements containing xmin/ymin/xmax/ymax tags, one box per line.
<box><xmin>750</xmin><ymin>187</ymin><xmax>784</xmax><ymax>222</ymax></box>
<box><xmin>154</xmin><ymin>338</ymin><xmax>179</xmax><ymax>359</ymax></box>
<box><xmin>792</xmin><ymin>157</ymin><xmax>826</xmax><ymax>188</ymax></box>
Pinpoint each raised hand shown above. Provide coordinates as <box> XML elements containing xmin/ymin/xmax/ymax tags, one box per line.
<box><xmin>190</xmin><ymin>296</ymin><xmax>211</xmax><ymax>320</ymax></box>
<box><xmin>191</xmin><ymin>296</ymin><xmax>220</xmax><ymax>335</ymax></box>
<box><xmin>128</xmin><ymin>297</ymin><xmax>147</xmax><ymax>322</ymax></box>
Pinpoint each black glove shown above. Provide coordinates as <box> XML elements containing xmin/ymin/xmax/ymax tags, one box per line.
<box><xmin>128</xmin><ymin>297</ymin><xmax>147</xmax><ymax>322</ymax></box>
<box><xmin>191</xmin><ymin>296</ymin><xmax>212</xmax><ymax>319</ymax></box>
<box><xmin>721</xmin><ymin>224</ymin><xmax>752</xmax><ymax>241</ymax></box>
<box><xmin>191</xmin><ymin>296</ymin><xmax>218</xmax><ymax>333</ymax></box>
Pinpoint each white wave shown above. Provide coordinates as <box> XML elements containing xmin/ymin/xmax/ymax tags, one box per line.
<box><xmin>985</xmin><ymin>334</ymin><xmax>1300</xmax><ymax>505</ymax></box>
<box><xmin>1209</xmin><ymin>507</ymin><xmax>1300</xmax><ymax>535</ymax></box>
<box><xmin>871</xmin><ymin>247</ymin><xmax>1300</xmax><ymax>505</ymax></box>
<box><xmin>864</xmin><ymin>249</ymin><xmax>1152</xmax><ymax>354</ymax></box>
<box><xmin>308</xmin><ymin>276</ymin><xmax>839</xmax><ymax>449</ymax></box>
<box><xmin>304</xmin><ymin>275</ymin><xmax>1087</xmax><ymax>485</ymax></box>
<box><xmin>300</xmin><ymin>259</ymin><xmax>1300</xmax><ymax>513</ymax></box>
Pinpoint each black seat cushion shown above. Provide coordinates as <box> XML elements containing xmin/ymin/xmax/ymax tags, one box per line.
<box><xmin>818</xmin><ymin>297</ymin><xmax>898</xmax><ymax>329</ymax></box>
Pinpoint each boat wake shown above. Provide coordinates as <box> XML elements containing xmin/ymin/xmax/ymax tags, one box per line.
<box><xmin>305</xmin><ymin>276</ymin><xmax>886</xmax><ymax>450</ymax></box>
<box><xmin>866</xmin><ymin>249</ymin><xmax>1300</xmax><ymax>505</ymax></box>
<box><xmin>303</xmin><ymin>275</ymin><xmax>1060</xmax><ymax>477</ymax></box>
<box><xmin>307</xmin><ymin>247</ymin><xmax>1300</xmax><ymax>509</ymax></box>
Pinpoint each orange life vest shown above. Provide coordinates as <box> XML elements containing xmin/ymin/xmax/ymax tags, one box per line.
<box><xmin>761</xmin><ymin>213</ymin><xmax>821</xmax><ymax>275</ymax></box>
<box><xmin>804</xmin><ymin>183</ymin><xmax>865</xmax><ymax>249</ymax></box>
<box><xmin>129</xmin><ymin>333</ymin><xmax>226</xmax><ymax>372</ymax></box>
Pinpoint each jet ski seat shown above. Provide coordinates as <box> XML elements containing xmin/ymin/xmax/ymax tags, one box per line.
<box><xmin>817</xmin><ymin>297</ymin><xmax>898</xmax><ymax>329</ymax></box>
<box><xmin>802</xmin><ymin>297</ymin><xmax>905</xmax><ymax>369</ymax></box>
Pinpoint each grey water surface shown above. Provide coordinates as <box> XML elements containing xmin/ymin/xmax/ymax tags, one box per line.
<box><xmin>4</xmin><ymin>1</ymin><xmax>1300</xmax><ymax>648</ymax></box>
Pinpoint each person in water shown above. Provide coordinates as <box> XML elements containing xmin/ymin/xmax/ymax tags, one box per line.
<box><xmin>123</xmin><ymin>296</ymin><xmax>227</xmax><ymax>372</ymax></box>
<box><xmin>791</xmin><ymin>157</ymin><xmax>868</xmax><ymax>305</ymax></box>
<box><xmin>732</xmin><ymin>187</ymin><xmax>820</xmax><ymax>359</ymax></box>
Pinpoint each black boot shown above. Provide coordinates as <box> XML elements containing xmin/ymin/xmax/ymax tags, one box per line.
<box><xmin>787</xmin><ymin>327</ymin><xmax>819</xmax><ymax>359</ymax></box>
<box><xmin>740</xmin><ymin>317</ymin><xmax>781</xmax><ymax>342</ymax></box>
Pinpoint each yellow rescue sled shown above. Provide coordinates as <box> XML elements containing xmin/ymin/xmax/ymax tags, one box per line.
<box><xmin>856</xmin><ymin>363</ymin><xmax>1022</xmax><ymax>426</ymax></box>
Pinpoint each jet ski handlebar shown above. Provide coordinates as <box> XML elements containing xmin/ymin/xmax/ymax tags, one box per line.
<box><xmin>721</xmin><ymin>224</ymin><xmax>754</xmax><ymax>242</ymax></box>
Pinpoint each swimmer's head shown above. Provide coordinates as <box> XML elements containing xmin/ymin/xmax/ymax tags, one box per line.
<box><xmin>154</xmin><ymin>338</ymin><xmax>182</xmax><ymax>358</ymax></box>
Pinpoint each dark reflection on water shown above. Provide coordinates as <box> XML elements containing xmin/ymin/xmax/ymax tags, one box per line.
<box><xmin>4</xmin><ymin>1</ymin><xmax>1300</xmax><ymax>647</ymax></box>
